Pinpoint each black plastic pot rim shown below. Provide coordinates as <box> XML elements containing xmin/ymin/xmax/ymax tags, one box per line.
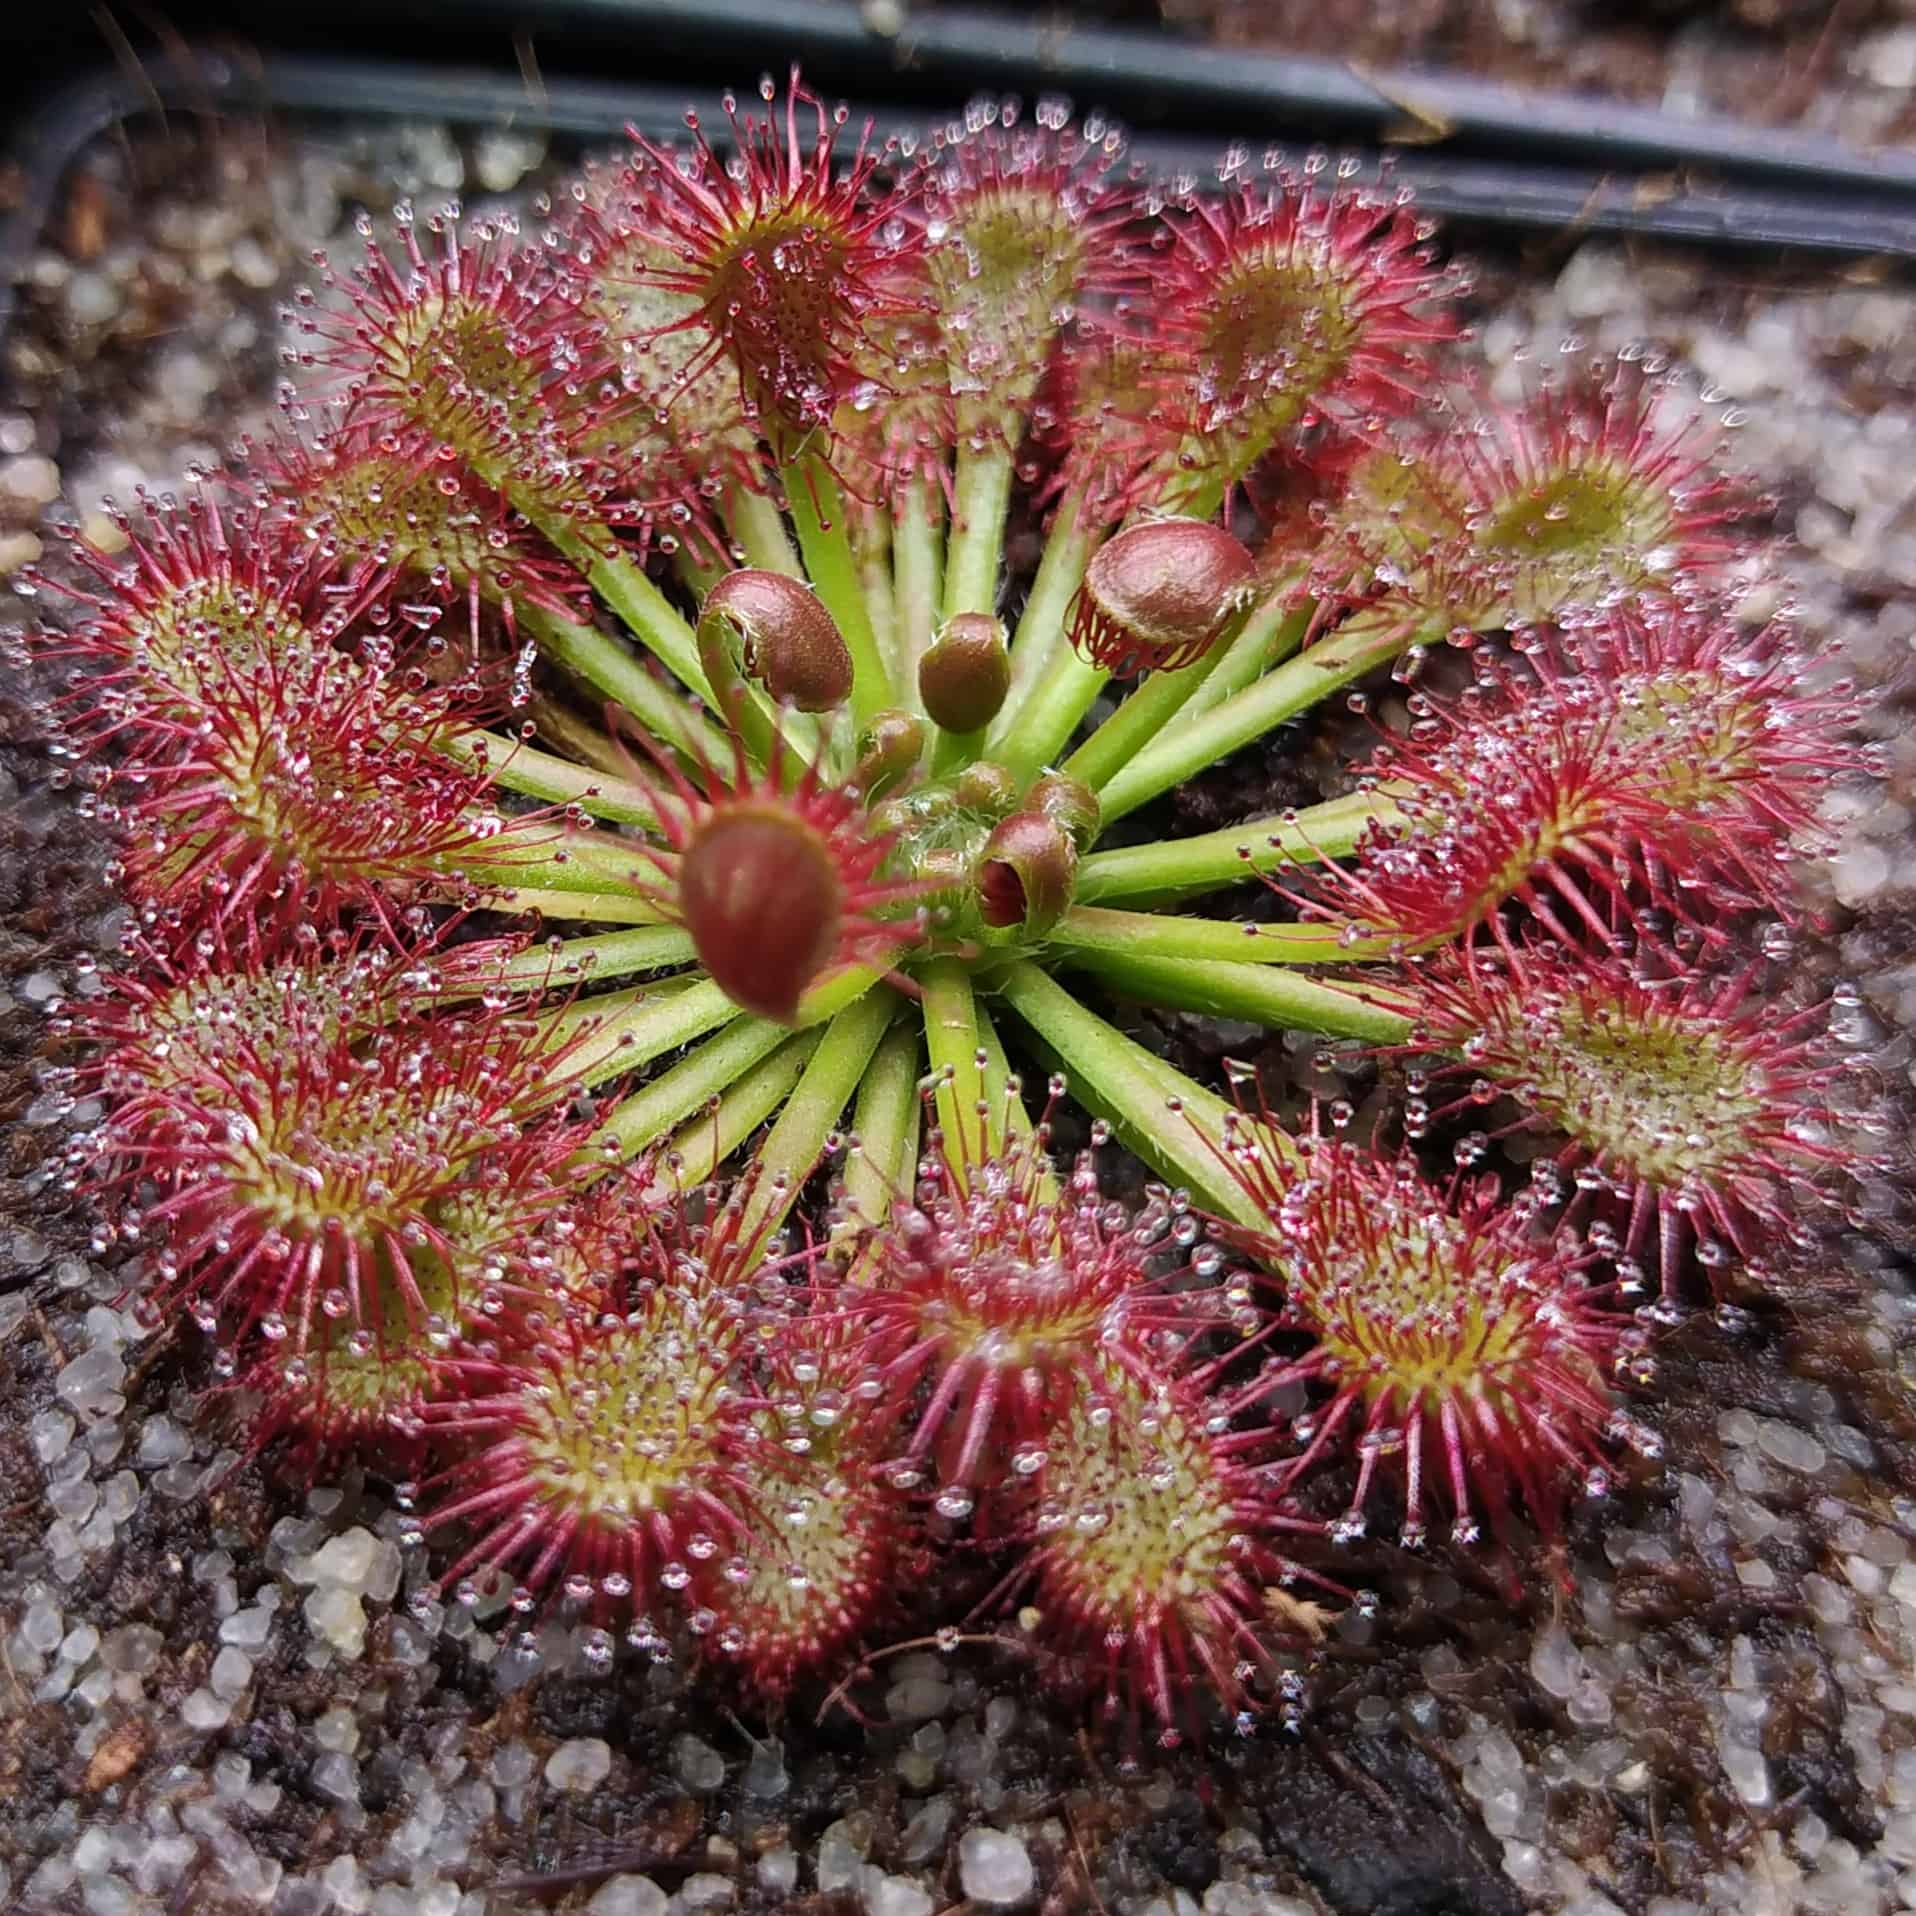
<box><xmin>29</xmin><ymin>0</ymin><xmax>1916</xmax><ymax>200</ymax></box>
<box><xmin>4</xmin><ymin>17</ymin><xmax>1914</xmax><ymax>350</ymax></box>
<box><xmin>304</xmin><ymin>0</ymin><xmax>1916</xmax><ymax>199</ymax></box>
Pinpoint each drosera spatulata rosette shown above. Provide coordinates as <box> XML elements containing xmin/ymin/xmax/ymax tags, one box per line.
<box><xmin>16</xmin><ymin>73</ymin><xmax>1883</xmax><ymax>1747</ymax></box>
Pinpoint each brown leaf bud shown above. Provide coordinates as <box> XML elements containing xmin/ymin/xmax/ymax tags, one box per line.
<box><xmin>976</xmin><ymin>810</ymin><xmax>1078</xmax><ymax>938</ymax></box>
<box><xmin>853</xmin><ymin>710</ymin><xmax>927</xmax><ymax>798</ymax></box>
<box><xmin>1068</xmin><ymin>518</ymin><xmax>1257</xmax><ymax>678</ymax></box>
<box><xmin>952</xmin><ymin>760</ymin><xmax>1020</xmax><ymax>820</ymax></box>
<box><xmin>919</xmin><ymin>612</ymin><xmax>1012</xmax><ymax>734</ymax></box>
<box><xmin>699</xmin><ymin>569</ymin><xmax>853</xmax><ymax>712</ymax></box>
<box><xmin>1026</xmin><ymin>771</ymin><xmax>1102</xmax><ymax>851</ymax></box>
<box><xmin>678</xmin><ymin>805</ymin><xmax>844</xmax><ymax>1023</ymax></box>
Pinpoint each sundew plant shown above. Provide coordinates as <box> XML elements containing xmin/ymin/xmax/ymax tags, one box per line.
<box><xmin>20</xmin><ymin>77</ymin><xmax>1877</xmax><ymax>1745</ymax></box>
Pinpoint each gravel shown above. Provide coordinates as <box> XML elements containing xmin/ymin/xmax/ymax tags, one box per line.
<box><xmin>674</xmin><ymin>1735</ymin><xmax>728</xmax><ymax>1793</ymax></box>
<box><xmin>589</xmin><ymin>1878</ymin><xmax>670</xmax><ymax>1916</ymax></box>
<box><xmin>960</xmin><ymin>1826</ymin><xmax>1038</xmax><ymax>1904</ymax></box>
<box><xmin>544</xmin><ymin>1737</ymin><xmax>614</xmax><ymax>1793</ymax></box>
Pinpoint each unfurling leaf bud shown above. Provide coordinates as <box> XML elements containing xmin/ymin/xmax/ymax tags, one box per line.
<box><xmin>952</xmin><ymin>760</ymin><xmax>1019</xmax><ymax>820</ymax></box>
<box><xmin>1068</xmin><ymin>518</ymin><xmax>1257</xmax><ymax>677</ymax></box>
<box><xmin>699</xmin><ymin>569</ymin><xmax>853</xmax><ymax>712</ymax></box>
<box><xmin>1026</xmin><ymin>771</ymin><xmax>1102</xmax><ymax>851</ymax></box>
<box><xmin>976</xmin><ymin>810</ymin><xmax>1078</xmax><ymax>938</ymax></box>
<box><xmin>678</xmin><ymin>806</ymin><xmax>843</xmax><ymax>1023</ymax></box>
<box><xmin>920</xmin><ymin>612</ymin><xmax>1012</xmax><ymax>734</ymax></box>
<box><xmin>854</xmin><ymin>710</ymin><xmax>927</xmax><ymax>798</ymax></box>
<box><xmin>917</xmin><ymin>847</ymin><xmax>970</xmax><ymax>897</ymax></box>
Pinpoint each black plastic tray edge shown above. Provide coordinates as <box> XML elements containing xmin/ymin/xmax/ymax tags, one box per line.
<box><xmin>4</xmin><ymin>38</ymin><xmax>1914</xmax><ymax>354</ymax></box>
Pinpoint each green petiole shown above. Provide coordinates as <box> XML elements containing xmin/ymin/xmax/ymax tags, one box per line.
<box><xmin>1099</xmin><ymin>604</ymin><xmax>1428</xmax><ymax>824</ymax></box>
<box><xmin>782</xmin><ymin>451</ymin><xmax>893</xmax><ymax>726</ymax></box>
<box><xmin>999</xmin><ymin>646</ymin><xmax>1108</xmax><ymax>784</ymax></box>
<box><xmin>496</xmin><ymin>502</ymin><xmax>711</xmax><ymax>704</ymax></box>
<box><xmin>992</xmin><ymin>962</ymin><xmax>1260</xmax><ymax>1226</ymax></box>
<box><xmin>920</xmin><ymin>955</ymin><xmax>1002</xmax><ymax>1174</ymax></box>
<box><xmin>447</xmin><ymin>728</ymin><xmax>660</xmax><ymax>830</ymax></box>
<box><xmin>837</xmin><ymin>1013</ymin><xmax>926</xmax><ymax>1242</ymax></box>
<box><xmin>731</xmin><ymin>984</ymin><xmax>898</xmax><ymax>1251</ymax></box>
<box><xmin>1075</xmin><ymin>789</ymin><xmax>1396</xmax><ymax>908</ymax></box>
<box><xmin>586</xmin><ymin>963</ymin><xmax>884</xmax><ymax>1158</ymax></box>
<box><xmin>1063</xmin><ymin>594</ymin><xmax>1312</xmax><ymax>794</ymax></box>
<box><xmin>557</xmin><ymin>978</ymin><xmax>741</xmax><ymax>1091</ymax></box>
<box><xmin>726</xmin><ymin>485</ymin><xmax>805</xmax><ymax>578</ymax></box>
<box><xmin>516</xmin><ymin>603</ymin><xmax>724</xmax><ymax>770</ymax></box>
<box><xmin>589</xmin><ymin>1013</ymin><xmax>791</xmax><ymax>1161</ymax></box>
<box><xmin>642</xmin><ymin>1031</ymin><xmax>822</xmax><ymax>1200</ymax></box>
<box><xmin>892</xmin><ymin>475</ymin><xmax>945</xmax><ymax>713</ymax></box>
<box><xmin>431</xmin><ymin>926</ymin><xmax>697</xmax><ymax>1002</ymax></box>
<box><xmin>1062</xmin><ymin>948</ymin><xmax>1415</xmax><ymax>1043</ymax></box>
<box><xmin>473</xmin><ymin>885</ymin><xmax>667</xmax><ymax>925</ymax></box>
<box><xmin>943</xmin><ymin>440</ymin><xmax>1015</xmax><ymax>622</ymax></box>
<box><xmin>989</xmin><ymin>504</ymin><xmax>1098</xmax><ymax>749</ymax></box>
<box><xmin>1047</xmin><ymin>908</ymin><xmax>1378</xmax><ymax>967</ymax></box>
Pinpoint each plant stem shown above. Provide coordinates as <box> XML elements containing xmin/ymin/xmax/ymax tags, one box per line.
<box><xmin>558</xmin><ymin>977</ymin><xmax>741</xmax><ymax>1090</ymax></box>
<box><xmin>974</xmin><ymin>998</ymin><xmax>1058</xmax><ymax>1207</ymax></box>
<box><xmin>675</xmin><ymin>541</ymin><xmax>727</xmax><ymax>602</ymax></box>
<box><xmin>782</xmin><ymin>451</ymin><xmax>892</xmax><ymax>725</ymax></box>
<box><xmin>1158</xmin><ymin>404</ymin><xmax>1306</xmax><ymax>523</ymax></box>
<box><xmin>852</xmin><ymin>501</ymin><xmax>899</xmax><ymax>689</ymax></box>
<box><xmin>892</xmin><ymin>475</ymin><xmax>944</xmax><ymax>712</ymax></box>
<box><xmin>446</xmin><ymin>729</ymin><xmax>660</xmax><ymax>829</ymax></box>
<box><xmin>726</xmin><ymin>485</ymin><xmax>804</xmax><ymax>577</ymax></box>
<box><xmin>990</xmin><ymin>504</ymin><xmax>1097</xmax><ymax>747</ymax></box>
<box><xmin>974</xmin><ymin>1001</ymin><xmax>1033</xmax><ymax>1149</ymax></box>
<box><xmin>1075</xmin><ymin>789</ymin><xmax>1396</xmax><ymax>907</ymax></box>
<box><xmin>585</xmin><ymin>961</ymin><xmax>883</xmax><ymax>1161</ymax></box>
<box><xmin>1061</xmin><ymin>948</ymin><xmax>1415</xmax><ymax>1042</ymax></box>
<box><xmin>1099</xmin><ymin>605</ymin><xmax>1425</xmax><ymax>824</ymax></box>
<box><xmin>1157</xmin><ymin>463</ymin><xmax>1227</xmax><ymax>524</ymax></box>
<box><xmin>1062</xmin><ymin>594</ymin><xmax>1311</xmax><ymax>792</ymax></box>
<box><xmin>495</xmin><ymin>499</ymin><xmax>710</xmax><ymax>702</ymax></box>
<box><xmin>448</xmin><ymin>824</ymin><xmax>655</xmax><ymax>900</ymax></box>
<box><xmin>1189</xmin><ymin>599</ymin><xmax>1311</xmax><ymax>718</ymax></box>
<box><xmin>795</xmin><ymin>963</ymin><xmax>888</xmax><ymax>1027</ymax></box>
<box><xmin>992</xmin><ymin>962</ymin><xmax>1260</xmax><ymax>1226</ymax></box>
<box><xmin>673</xmin><ymin>573</ymin><xmax>829</xmax><ymax>779</ymax></box>
<box><xmin>645</xmin><ymin>1031</ymin><xmax>821</xmax><ymax>1197</ymax></box>
<box><xmin>920</xmin><ymin>955</ymin><xmax>1001</xmax><ymax>1174</ymax></box>
<box><xmin>529</xmin><ymin>697</ymin><xmax>653</xmax><ymax>782</ymax></box>
<box><xmin>433</xmin><ymin>926</ymin><xmax>697</xmax><ymax>1001</ymax></box>
<box><xmin>943</xmin><ymin>440</ymin><xmax>1014</xmax><ymax>621</ymax></box>
<box><xmin>1048</xmin><ymin>907</ymin><xmax>1376</xmax><ymax>966</ymax></box>
<box><xmin>837</xmin><ymin>1013</ymin><xmax>924</xmax><ymax>1239</ymax></box>
<box><xmin>927</xmin><ymin>414</ymin><xmax>1017</xmax><ymax>768</ymax></box>
<box><xmin>999</xmin><ymin>647</ymin><xmax>1108</xmax><ymax>783</ymax></box>
<box><xmin>929</xmin><ymin>725</ymin><xmax>987</xmax><ymax>776</ymax></box>
<box><xmin>476</xmin><ymin>884</ymin><xmax>667</xmax><ymax>924</ymax></box>
<box><xmin>732</xmin><ymin>985</ymin><xmax>898</xmax><ymax>1252</ymax></box>
<box><xmin>518</xmin><ymin>602</ymin><xmax>722</xmax><ymax>766</ymax></box>
<box><xmin>687</xmin><ymin>627</ymin><xmax>786</xmax><ymax>775</ymax></box>
<box><xmin>590</xmin><ymin>1013</ymin><xmax>791</xmax><ymax>1160</ymax></box>
<box><xmin>1061</xmin><ymin>657</ymin><xmax>1214</xmax><ymax>794</ymax></box>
